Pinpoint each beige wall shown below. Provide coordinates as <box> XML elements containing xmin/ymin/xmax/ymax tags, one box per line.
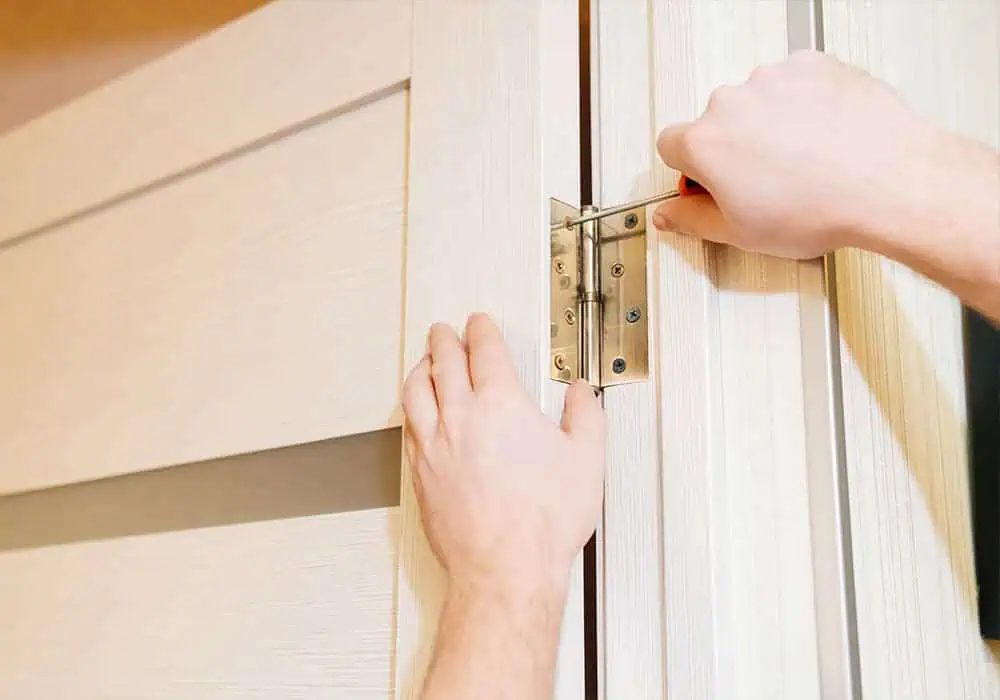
<box><xmin>0</xmin><ymin>0</ymin><xmax>268</xmax><ymax>134</ymax></box>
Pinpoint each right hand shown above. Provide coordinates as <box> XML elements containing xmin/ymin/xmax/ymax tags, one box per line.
<box><xmin>653</xmin><ymin>50</ymin><xmax>942</xmax><ymax>259</ymax></box>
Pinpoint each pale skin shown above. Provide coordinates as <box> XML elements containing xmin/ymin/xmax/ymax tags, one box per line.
<box><xmin>401</xmin><ymin>50</ymin><xmax>1000</xmax><ymax>700</ymax></box>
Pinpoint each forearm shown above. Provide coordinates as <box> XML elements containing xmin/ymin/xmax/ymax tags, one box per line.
<box><xmin>856</xmin><ymin>128</ymin><xmax>1000</xmax><ymax>322</ymax></box>
<box><xmin>422</xmin><ymin>578</ymin><xmax>569</xmax><ymax>700</ymax></box>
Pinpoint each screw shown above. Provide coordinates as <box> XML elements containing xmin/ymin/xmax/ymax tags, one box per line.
<box><xmin>612</xmin><ymin>357</ymin><xmax>626</xmax><ymax>374</ymax></box>
<box><xmin>625</xmin><ymin>306</ymin><xmax>641</xmax><ymax>323</ymax></box>
<box><xmin>554</xmin><ymin>258</ymin><xmax>566</xmax><ymax>274</ymax></box>
<box><xmin>624</xmin><ymin>213</ymin><xmax>639</xmax><ymax>229</ymax></box>
<box><xmin>554</xmin><ymin>354</ymin><xmax>567</xmax><ymax>371</ymax></box>
<box><xmin>610</xmin><ymin>262</ymin><xmax>625</xmax><ymax>278</ymax></box>
<box><xmin>563</xmin><ymin>308</ymin><xmax>576</xmax><ymax>325</ymax></box>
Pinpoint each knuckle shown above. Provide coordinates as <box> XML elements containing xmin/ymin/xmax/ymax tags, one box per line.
<box><xmin>748</xmin><ymin>61</ymin><xmax>779</xmax><ymax>82</ymax></box>
<box><xmin>401</xmin><ymin>373</ymin><xmax>417</xmax><ymax>400</ymax></box>
<box><xmin>706</xmin><ymin>84</ymin><xmax>740</xmax><ymax>112</ymax></box>
<box><xmin>788</xmin><ymin>48</ymin><xmax>821</xmax><ymax>64</ymax></box>
<box><xmin>681</xmin><ymin>120</ymin><xmax>717</xmax><ymax>156</ymax></box>
<box><xmin>402</xmin><ymin>379</ymin><xmax>422</xmax><ymax>409</ymax></box>
<box><xmin>430</xmin><ymin>361</ymin><xmax>448</xmax><ymax>381</ymax></box>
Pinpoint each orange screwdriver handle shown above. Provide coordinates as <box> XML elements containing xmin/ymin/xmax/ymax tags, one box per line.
<box><xmin>678</xmin><ymin>175</ymin><xmax>707</xmax><ymax>196</ymax></box>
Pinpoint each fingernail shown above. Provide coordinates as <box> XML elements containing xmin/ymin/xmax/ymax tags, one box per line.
<box><xmin>652</xmin><ymin>212</ymin><xmax>670</xmax><ymax>230</ymax></box>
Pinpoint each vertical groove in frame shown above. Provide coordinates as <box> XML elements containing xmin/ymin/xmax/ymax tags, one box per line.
<box><xmin>824</xmin><ymin>255</ymin><xmax>863</xmax><ymax>699</ymax></box>
<box><xmin>786</xmin><ymin>0</ymin><xmax>861</xmax><ymax>697</ymax></box>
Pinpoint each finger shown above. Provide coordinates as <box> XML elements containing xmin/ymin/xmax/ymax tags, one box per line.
<box><xmin>651</xmin><ymin>195</ymin><xmax>738</xmax><ymax>245</ymax></box>
<box><xmin>402</xmin><ymin>354</ymin><xmax>438</xmax><ymax>443</ymax></box>
<box><xmin>464</xmin><ymin>312</ymin><xmax>519</xmax><ymax>391</ymax></box>
<box><xmin>403</xmin><ymin>427</ymin><xmax>428</xmax><ymax>501</ymax></box>
<box><xmin>403</xmin><ymin>427</ymin><xmax>422</xmax><ymax>478</ymax></box>
<box><xmin>427</xmin><ymin>322</ymin><xmax>473</xmax><ymax>407</ymax></box>
<box><xmin>403</xmin><ymin>427</ymin><xmax>418</xmax><ymax>466</ymax></box>
<box><xmin>656</xmin><ymin>121</ymin><xmax>705</xmax><ymax>182</ymax></box>
<box><xmin>561</xmin><ymin>379</ymin><xmax>605</xmax><ymax>449</ymax></box>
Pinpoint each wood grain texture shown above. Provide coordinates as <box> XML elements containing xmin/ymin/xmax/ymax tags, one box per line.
<box><xmin>594</xmin><ymin>2</ymin><xmax>665</xmax><ymax>696</ymax></box>
<box><xmin>822</xmin><ymin>1</ymin><xmax>1000</xmax><ymax>698</ymax></box>
<box><xmin>0</xmin><ymin>88</ymin><xmax>407</xmax><ymax>494</ymax></box>
<box><xmin>0</xmin><ymin>0</ymin><xmax>412</xmax><ymax>245</ymax></box>
<box><xmin>598</xmin><ymin>2</ymin><xmax>832</xmax><ymax>697</ymax></box>
<box><xmin>0</xmin><ymin>507</ymin><xmax>398</xmax><ymax>698</ymax></box>
<box><xmin>0</xmin><ymin>0</ymin><xmax>269</xmax><ymax>134</ymax></box>
<box><xmin>394</xmin><ymin>0</ymin><xmax>583</xmax><ymax>697</ymax></box>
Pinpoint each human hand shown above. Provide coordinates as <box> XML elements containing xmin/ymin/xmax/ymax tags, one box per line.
<box><xmin>401</xmin><ymin>313</ymin><xmax>605</xmax><ymax>600</ymax></box>
<box><xmin>654</xmin><ymin>50</ymin><xmax>942</xmax><ymax>259</ymax></box>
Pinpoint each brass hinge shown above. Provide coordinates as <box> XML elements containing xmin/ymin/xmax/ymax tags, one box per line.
<box><xmin>549</xmin><ymin>198</ymin><xmax>649</xmax><ymax>389</ymax></box>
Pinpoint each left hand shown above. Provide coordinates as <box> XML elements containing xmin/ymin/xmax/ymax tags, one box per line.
<box><xmin>401</xmin><ymin>313</ymin><xmax>606</xmax><ymax>599</ymax></box>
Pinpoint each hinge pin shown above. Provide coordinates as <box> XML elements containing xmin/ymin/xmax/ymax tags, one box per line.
<box><xmin>578</xmin><ymin>207</ymin><xmax>602</xmax><ymax>387</ymax></box>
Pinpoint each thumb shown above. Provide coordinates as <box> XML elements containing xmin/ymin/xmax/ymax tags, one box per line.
<box><xmin>561</xmin><ymin>379</ymin><xmax>605</xmax><ymax>447</ymax></box>
<box><xmin>652</xmin><ymin>195</ymin><xmax>737</xmax><ymax>245</ymax></box>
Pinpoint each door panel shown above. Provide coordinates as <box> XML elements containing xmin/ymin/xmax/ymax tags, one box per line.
<box><xmin>0</xmin><ymin>506</ymin><xmax>398</xmax><ymax>699</ymax></box>
<box><xmin>823</xmin><ymin>1</ymin><xmax>1000</xmax><ymax>697</ymax></box>
<box><xmin>0</xmin><ymin>87</ymin><xmax>407</xmax><ymax>494</ymax></box>
<box><xmin>393</xmin><ymin>0</ymin><xmax>584</xmax><ymax>697</ymax></box>
<box><xmin>1</xmin><ymin>1</ymin><xmax>587</xmax><ymax>697</ymax></box>
<box><xmin>0</xmin><ymin>0</ymin><xmax>411</xmax><ymax>245</ymax></box>
<box><xmin>595</xmin><ymin>2</ymin><xmax>849</xmax><ymax>698</ymax></box>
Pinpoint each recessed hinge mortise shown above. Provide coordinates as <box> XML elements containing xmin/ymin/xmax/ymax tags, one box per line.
<box><xmin>550</xmin><ymin>198</ymin><xmax>650</xmax><ymax>389</ymax></box>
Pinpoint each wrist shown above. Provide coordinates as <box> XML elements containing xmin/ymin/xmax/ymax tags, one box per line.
<box><xmin>447</xmin><ymin>568</ymin><xmax>571</xmax><ymax>612</ymax></box>
<box><xmin>853</xmin><ymin>127</ymin><xmax>996</xmax><ymax>269</ymax></box>
<box><xmin>845</xmin><ymin>121</ymin><xmax>946</xmax><ymax>256</ymax></box>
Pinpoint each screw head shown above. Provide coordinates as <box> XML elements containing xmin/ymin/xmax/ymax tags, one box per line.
<box><xmin>612</xmin><ymin>357</ymin><xmax>627</xmax><ymax>374</ymax></box>
<box><xmin>624</xmin><ymin>213</ymin><xmax>639</xmax><ymax>229</ymax></box>
<box><xmin>554</xmin><ymin>354</ymin><xmax>567</xmax><ymax>371</ymax></box>
<box><xmin>563</xmin><ymin>308</ymin><xmax>576</xmax><ymax>325</ymax></box>
<box><xmin>625</xmin><ymin>306</ymin><xmax>641</xmax><ymax>323</ymax></box>
<box><xmin>553</xmin><ymin>258</ymin><xmax>566</xmax><ymax>274</ymax></box>
<box><xmin>610</xmin><ymin>262</ymin><xmax>625</xmax><ymax>278</ymax></box>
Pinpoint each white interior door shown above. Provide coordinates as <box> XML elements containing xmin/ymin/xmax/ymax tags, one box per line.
<box><xmin>823</xmin><ymin>2</ymin><xmax>1000</xmax><ymax>698</ymax></box>
<box><xmin>0</xmin><ymin>1</ymin><xmax>583</xmax><ymax>697</ymax></box>
<box><xmin>592</xmin><ymin>1</ymin><xmax>999</xmax><ymax>699</ymax></box>
<box><xmin>594</xmin><ymin>3</ymin><xmax>842</xmax><ymax>698</ymax></box>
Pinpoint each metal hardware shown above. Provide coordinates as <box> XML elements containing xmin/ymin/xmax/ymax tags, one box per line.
<box><xmin>550</xmin><ymin>188</ymin><xmax>682</xmax><ymax>231</ymax></box>
<box><xmin>550</xmin><ymin>198</ymin><xmax>649</xmax><ymax>389</ymax></box>
<box><xmin>578</xmin><ymin>206</ymin><xmax>602</xmax><ymax>387</ymax></box>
